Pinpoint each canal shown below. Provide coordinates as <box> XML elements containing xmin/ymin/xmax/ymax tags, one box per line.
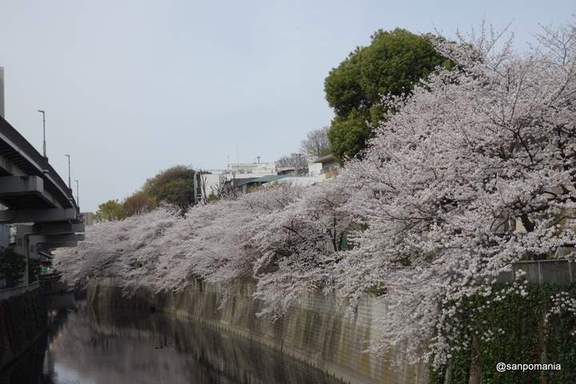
<box><xmin>0</xmin><ymin>304</ymin><xmax>344</xmax><ymax>384</ymax></box>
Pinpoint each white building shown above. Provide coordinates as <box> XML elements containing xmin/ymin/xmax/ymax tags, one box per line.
<box><xmin>227</xmin><ymin>162</ymin><xmax>277</xmax><ymax>179</ymax></box>
<box><xmin>200</xmin><ymin>172</ymin><xmax>226</xmax><ymax>198</ymax></box>
<box><xmin>198</xmin><ymin>155</ymin><xmax>341</xmax><ymax>199</ymax></box>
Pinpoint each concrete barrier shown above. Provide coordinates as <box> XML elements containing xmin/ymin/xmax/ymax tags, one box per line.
<box><xmin>88</xmin><ymin>278</ymin><xmax>428</xmax><ymax>384</ymax></box>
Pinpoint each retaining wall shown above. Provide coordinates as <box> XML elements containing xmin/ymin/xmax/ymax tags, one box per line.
<box><xmin>88</xmin><ymin>278</ymin><xmax>428</xmax><ymax>384</ymax></box>
<box><xmin>0</xmin><ymin>288</ymin><xmax>46</xmax><ymax>370</ymax></box>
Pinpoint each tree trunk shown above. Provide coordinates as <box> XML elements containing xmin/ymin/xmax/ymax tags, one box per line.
<box><xmin>443</xmin><ymin>361</ymin><xmax>453</xmax><ymax>384</ymax></box>
<box><xmin>469</xmin><ymin>335</ymin><xmax>482</xmax><ymax>384</ymax></box>
<box><xmin>539</xmin><ymin>314</ymin><xmax>548</xmax><ymax>384</ymax></box>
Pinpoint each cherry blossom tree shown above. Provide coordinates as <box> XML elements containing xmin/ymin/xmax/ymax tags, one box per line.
<box><xmin>53</xmin><ymin>21</ymin><xmax>576</xmax><ymax>371</ymax></box>
<box><xmin>336</xmin><ymin>22</ymin><xmax>576</xmax><ymax>365</ymax></box>
<box><xmin>246</xmin><ymin>181</ymin><xmax>352</xmax><ymax>317</ymax></box>
<box><xmin>54</xmin><ymin>184</ymin><xmax>305</xmax><ymax>295</ymax></box>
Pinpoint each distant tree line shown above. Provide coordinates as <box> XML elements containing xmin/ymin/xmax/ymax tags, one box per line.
<box><xmin>95</xmin><ymin>166</ymin><xmax>201</xmax><ymax>221</ymax></box>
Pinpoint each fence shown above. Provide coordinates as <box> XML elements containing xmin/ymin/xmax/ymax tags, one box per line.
<box><xmin>497</xmin><ymin>259</ymin><xmax>576</xmax><ymax>285</ymax></box>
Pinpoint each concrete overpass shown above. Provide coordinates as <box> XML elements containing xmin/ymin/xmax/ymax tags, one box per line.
<box><xmin>0</xmin><ymin>115</ymin><xmax>84</xmax><ymax>288</ymax></box>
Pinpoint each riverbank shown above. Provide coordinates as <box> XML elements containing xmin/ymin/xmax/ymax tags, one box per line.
<box><xmin>88</xmin><ymin>278</ymin><xmax>428</xmax><ymax>384</ymax></box>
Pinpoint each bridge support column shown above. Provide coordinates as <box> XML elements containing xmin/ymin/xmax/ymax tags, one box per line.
<box><xmin>13</xmin><ymin>228</ymin><xmax>35</xmax><ymax>288</ymax></box>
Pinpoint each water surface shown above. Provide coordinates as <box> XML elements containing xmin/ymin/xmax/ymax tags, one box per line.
<box><xmin>1</xmin><ymin>305</ymin><xmax>343</xmax><ymax>384</ymax></box>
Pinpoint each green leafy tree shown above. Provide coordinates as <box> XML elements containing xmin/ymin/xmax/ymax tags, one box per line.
<box><xmin>325</xmin><ymin>28</ymin><xmax>451</xmax><ymax>160</ymax></box>
<box><xmin>327</xmin><ymin>110</ymin><xmax>371</xmax><ymax>161</ymax></box>
<box><xmin>95</xmin><ymin>166</ymin><xmax>201</xmax><ymax>220</ymax></box>
<box><xmin>95</xmin><ymin>199</ymin><xmax>125</xmax><ymax>222</ymax></box>
<box><xmin>143</xmin><ymin>166</ymin><xmax>199</xmax><ymax>211</ymax></box>
<box><xmin>122</xmin><ymin>191</ymin><xmax>156</xmax><ymax>217</ymax></box>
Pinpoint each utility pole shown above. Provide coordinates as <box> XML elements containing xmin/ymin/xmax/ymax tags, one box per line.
<box><xmin>75</xmin><ymin>179</ymin><xmax>79</xmax><ymax>207</ymax></box>
<box><xmin>193</xmin><ymin>170</ymin><xmax>198</xmax><ymax>205</ymax></box>
<box><xmin>65</xmin><ymin>154</ymin><xmax>71</xmax><ymax>189</ymax></box>
<box><xmin>0</xmin><ymin>67</ymin><xmax>5</xmax><ymax>118</ymax></box>
<box><xmin>37</xmin><ymin>109</ymin><xmax>46</xmax><ymax>158</ymax></box>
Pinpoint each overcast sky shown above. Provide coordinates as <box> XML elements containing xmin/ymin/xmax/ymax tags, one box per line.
<box><xmin>0</xmin><ymin>0</ymin><xmax>574</xmax><ymax>211</ymax></box>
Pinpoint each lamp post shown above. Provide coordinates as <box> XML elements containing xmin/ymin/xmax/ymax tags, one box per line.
<box><xmin>37</xmin><ymin>109</ymin><xmax>46</xmax><ymax>158</ymax></box>
<box><xmin>64</xmin><ymin>154</ymin><xmax>71</xmax><ymax>189</ymax></box>
<box><xmin>75</xmin><ymin>179</ymin><xmax>79</xmax><ymax>207</ymax></box>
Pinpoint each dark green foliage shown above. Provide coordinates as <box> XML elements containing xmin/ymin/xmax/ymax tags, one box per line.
<box><xmin>0</xmin><ymin>248</ymin><xmax>26</xmax><ymax>287</ymax></box>
<box><xmin>327</xmin><ymin>110</ymin><xmax>371</xmax><ymax>160</ymax></box>
<box><xmin>28</xmin><ymin>258</ymin><xmax>40</xmax><ymax>283</ymax></box>
<box><xmin>207</xmin><ymin>192</ymin><xmax>219</xmax><ymax>203</ymax></box>
<box><xmin>95</xmin><ymin>165</ymin><xmax>200</xmax><ymax>221</ymax></box>
<box><xmin>143</xmin><ymin>166</ymin><xmax>198</xmax><ymax>211</ymax></box>
<box><xmin>546</xmin><ymin>297</ymin><xmax>576</xmax><ymax>383</ymax></box>
<box><xmin>324</xmin><ymin>28</ymin><xmax>452</xmax><ymax>161</ymax></box>
<box><xmin>432</xmin><ymin>284</ymin><xmax>576</xmax><ymax>384</ymax></box>
<box><xmin>122</xmin><ymin>190</ymin><xmax>157</xmax><ymax>217</ymax></box>
<box><xmin>95</xmin><ymin>199</ymin><xmax>125</xmax><ymax>222</ymax></box>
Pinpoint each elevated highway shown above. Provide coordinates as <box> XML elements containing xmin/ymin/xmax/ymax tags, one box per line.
<box><xmin>0</xmin><ymin>115</ymin><xmax>84</xmax><ymax>287</ymax></box>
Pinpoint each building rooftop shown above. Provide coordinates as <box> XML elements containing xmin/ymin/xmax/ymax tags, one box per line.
<box><xmin>314</xmin><ymin>154</ymin><xmax>337</xmax><ymax>164</ymax></box>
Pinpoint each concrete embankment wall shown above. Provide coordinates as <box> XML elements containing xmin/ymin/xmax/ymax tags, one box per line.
<box><xmin>88</xmin><ymin>278</ymin><xmax>428</xmax><ymax>384</ymax></box>
<box><xmin>0</xmin><ymin>288</ymin><xmax>46</xmax><ymax>370</ymax></box>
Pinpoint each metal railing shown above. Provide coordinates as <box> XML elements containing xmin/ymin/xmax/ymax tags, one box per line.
<box><xmin>497</xmin><ymin>259</ymin><xmax>576</xmax><ymax>285</ymax></box>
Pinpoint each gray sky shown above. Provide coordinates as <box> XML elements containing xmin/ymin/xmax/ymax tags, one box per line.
<box><xmin>0</xmin><ymin>0</ymin><xmax>574</xmax><ymax>211</ymax></box>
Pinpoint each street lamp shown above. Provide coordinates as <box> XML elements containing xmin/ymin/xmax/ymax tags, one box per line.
<box><xmin>64</xmin><ymin>154</ymin><xmax>71</xmax><ymax>189</ymax></box>
<box><xmin>37</xmin><ymin>109</ymin><xmax>46</xmax><ymax>158</ymax></box>
<box><xmin>75</xmin><ymin>179</ymin><xmax>79</xmax><ymax>207</ymax></box>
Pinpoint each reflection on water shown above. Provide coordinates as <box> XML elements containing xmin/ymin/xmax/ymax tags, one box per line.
<box><xmin>1</xmin><ymin>305</ymin><xmax>343</xmax><ymax>384</ymax></box>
